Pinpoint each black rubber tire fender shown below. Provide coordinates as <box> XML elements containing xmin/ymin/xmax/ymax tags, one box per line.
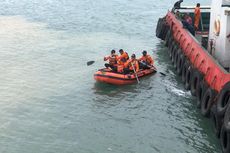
<box><xmin>211</xmin><ymin>104</ymin><xmax>223</xmax><ymax>138</ymax></box>
<box><xmin>159</xmin><ymin>22</ymin><xmax>166</xmax><ymax>39</ymax></box>
<box><xmin>224</xmin><ymin>104</ymin><xmax>230</xmax><ymax>132</ymax></box>
<box><xmin>170</xmin><ymin>43</ymin><xmax>176</xmax><ymax>61</ymax></box>
<box><xmin>167</xmin><ymin>34</ymin><xmax>174</xmax><ymax>48</ymax></box>
<box><xmin>190</xmin><ymin>69</ymin><xmax>203</xmax><ymax>96</ymax></box>
<box><xmin>201</xmin><ymin>88</ymin><xmax>217</xmax><ymax>117</ymax></box>
<box><xmin>196</xmin><ymin>80</ymin><xmax>208</xmax><ymax>109</ymax></box>
<box><xmin>173</xmin><ymin>47</ymin><xmax>179</xmax><ymax>67</ymax></box>
<box><xmin>173</xmin><ymin>48</ymin><xmax>181</xmax><ymax>69</ymax></box>
<box><xmin>171</xmin><ymin>45</ymin><xmax>175</xmax><ymax>62</ymax></box>
<box><xmin>176</xmin><ymin>50</ymin><xmax>184</xmax><ymax>76</ymax></box>
<box><xmin>159</xmin><ymin>20</ymin><xmax>168</xmax><ymax>40</ymax></box>
<box><xmin>156</xmin><ymin>18</ymin><xmax>163</xmax><ymax>38</ymax></box>
<box><xmin>220</xmin><ymin>125</ymin><xmax>230</xmax><ymax>153</ymax></box>
<box><xmin>181</xmin><ymin>58</ymin><xmax>189</xmax><ymax>84</ymax></box>
<box><xmin>217</xmin><ymin>82</ymin><xmax>230</xmax><ymax>117</ymax></box>
<box><xmin>171</xmin><ymin>44</ymin><xmax>179</xmax><ymax>63</ymax></box>
<box><xmin>165</xmin><ymin>30</ymin><xmax>171</xmax><ymax>47</ymax></box>
<box><xmin>169</xmin><ymin>41</ymin><xmax>176</xmax><ymax>59</ymax></box>
<box><xmin>185</xmin><ymin>63</ymin><xmax>192</xmax><ymax>90</ymax></box>
<box><xmin>161</xmin><ymin>24</ymin><xmax>170</xmax><ymax>40</ymax></box>
<box><xmin>165</xmin><ymin>29</ymin><xmax>173</xmax><ymax>47</ymax></box>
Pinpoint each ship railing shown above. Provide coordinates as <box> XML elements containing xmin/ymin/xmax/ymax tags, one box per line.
<box><xmin>178</xmin><ymin>6</ymin><xmax>211</xmax><ymax>10</ymax></box>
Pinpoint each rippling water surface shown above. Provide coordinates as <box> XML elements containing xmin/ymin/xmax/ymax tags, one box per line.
<box><xmin>0</xmin><ymin>0</ymin><xmax>221</xmax><ymax>153</ymax></box>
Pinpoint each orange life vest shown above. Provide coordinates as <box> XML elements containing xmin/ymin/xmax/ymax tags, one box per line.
<box><xmin>104</xmin><ymin>54</ymin><xmax>118</xmax><ymax>65</ymax></box>
<box><xmin>117</xmin><ymin>65</ymin><xmax>124</xmax><ymax>73</ymax></box>
<box><xmin>124</xmin><ymin>59</ymin><xmax>139</xmax><ymax>72</ymax></box>
<box><xmin>139</xmin><ymin>55</ymin><xmax>154</xmax><ymax>65</ymax></box>
<box><xmin>117</xmin><ymin>52</ymin><xmax>129</xmax><ymax>65</ymax></box>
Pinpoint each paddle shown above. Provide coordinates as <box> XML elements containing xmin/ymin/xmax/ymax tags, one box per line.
<box><xmin>139</xmin><ymin>61</ymin><xmax>166</xmax><ymax>76</ymax></box>
<box><xmin>131</xmin><ymin>62</ymin><xmax>140</xmax><ymax>83</ymax></box>
<box><xmin>87</xmin><ymin>60</ymin><xmax>95</xmax><ymax>66</ymax></box>
<box><xmin>87</xmin><ymin>58</ymin><xmax>105</xmax><ymax>66</ymax></box>
<box><xmin>152</xmin><ymin>66</ymin><xmax>166</xmax><ymax>76</ymax></box>
<box><xmin>159</xmin><ymin>72</ymin><xmax>166</xmax><ymax>76</ymax></box>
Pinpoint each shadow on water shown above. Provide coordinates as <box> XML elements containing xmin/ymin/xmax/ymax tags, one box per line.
<box><xmin>91</xmin><ymin>82</ymin><xmax>137</xmax><ymax>108</ymax></box>
<box><xmin>93</xmin><ymin>82</ymin><xmax>138</xmax><ymax>95</ymax></box>
<box><xmin>91</xmin><ymin>74</ymin><xmax>157</xmax><ymax>109</ymax></box>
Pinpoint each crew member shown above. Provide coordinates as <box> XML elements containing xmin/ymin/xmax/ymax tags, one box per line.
<box><xmin>184</xmin><ymin>13</ymin><xmax>192</xmax><ymax>25</ymax></box>
<box><xmin>123</xmin><ymin>54</ymin><xmax>139</xmax><ymax>74</ymax></box>
<box><xmin>139</xmin><ymin>50</ymin><xmax>154</xmax><ymax>69</ymax></box>
<box><xmin>182</xmin><ymin>13</ymin><xmax>195</xmax><ymax>36</ymax></box>
<box><xmin>117</xmin><ymin>49</ymin><xmax>129</xmax><ymax>65</ymax></box>
<box><xmin>172</xmin><ymin>0</ymin><xmax>183</xmax><ymax>12</ymax></box>
<box><xmin>104</xmin><ymin>49</ymin><xmax>118</xmax><ymax>72</ymax></box>
<box><xmin>194</xmin><ymin>3</ymin><xmax>201</xmax><ymax>31</ymax></box>
<box><xmin>175</xmin><ymin>10</ymin><xmax>181</xmax><ymax>19</ymax></box>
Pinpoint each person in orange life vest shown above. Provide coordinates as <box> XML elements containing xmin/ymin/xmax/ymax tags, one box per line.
<box><xmin>194</xmin><ymin>3</ymin><xmax>201</xmax><ymax>31</ymax></box>
<box><xmin>139</xmin><ymin>50</ymin><xmax>154</xmax><ymax>69</ymax></box>
<box><xmin>123</xmin><ymin>54</ymin><xmax>139</xmax><ymax>74</ymax></box>
<box><xmin>117</xmin><ymin>49</ymin><xmax>129</xmax><ymax>65</ymax></box>
<box><xmin>104</xmin><ymin>49</ymin><xmax>118</xmax><ymax>72</ymax></box>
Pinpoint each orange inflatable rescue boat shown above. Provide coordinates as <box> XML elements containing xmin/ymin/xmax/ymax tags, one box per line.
<box><xmin>94</xmin><ymin>67</ymin><xmax>157</xmax><ymax>85</ymax></box>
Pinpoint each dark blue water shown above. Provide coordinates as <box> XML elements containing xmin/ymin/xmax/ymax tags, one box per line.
<box><xmin>0</xmin><ymin>0</ymin><xmax>221</xmax><ymax>153</ymax></box>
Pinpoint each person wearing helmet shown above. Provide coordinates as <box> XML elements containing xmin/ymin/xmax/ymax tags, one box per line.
<box><xmin>117</xmin><ymin>49</ymin><xmax>129</xmax><ymax>65</ymax></box>
<box><xmin>104</xmin><ymin>49</ymin><xmax>118</xmax><ymax>72</ymax></box>
<box><xmin>123</xmin><ymin>54</ymin><xmax>139</xmax><ymax>74</ymax></box>
<box><xmin>139</xmin><ymin>50</ymin><xmax>154</xmax><ymax>69</ymax></box>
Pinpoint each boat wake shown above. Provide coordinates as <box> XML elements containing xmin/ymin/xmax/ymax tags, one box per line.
<box><xmin>164</xmin><ymin>80</ymin><xmax>191</xmax><ymax>97</ymax></box>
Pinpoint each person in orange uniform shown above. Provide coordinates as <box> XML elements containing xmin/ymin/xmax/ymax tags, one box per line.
<box><xmin>194</xmin><ymin>3</ymin><xmax>201</xmax><ymax>31</ymax></box>
<box><xmin>117</xmin><ymin>49</ymin><xmax>129</xmax><ymax>65</ymax></box>
<box><xmin>123</xmin><ymin>54</ymin><xmax>139</xmax><ymax>74</ymax></box>
<box><xmin>104</xmin><ymin>49</ymin><xmax>118</xmax><ymax>72</ymax></box>
<box><xmin>139</xmin><ymin>50</ymin><xmax>154</xmax><ymax>69</ymax></box>
<box><xmin>116</xmin><ymin>49</ymin><xmax>129</xmax><ymax>73</ymax></box>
